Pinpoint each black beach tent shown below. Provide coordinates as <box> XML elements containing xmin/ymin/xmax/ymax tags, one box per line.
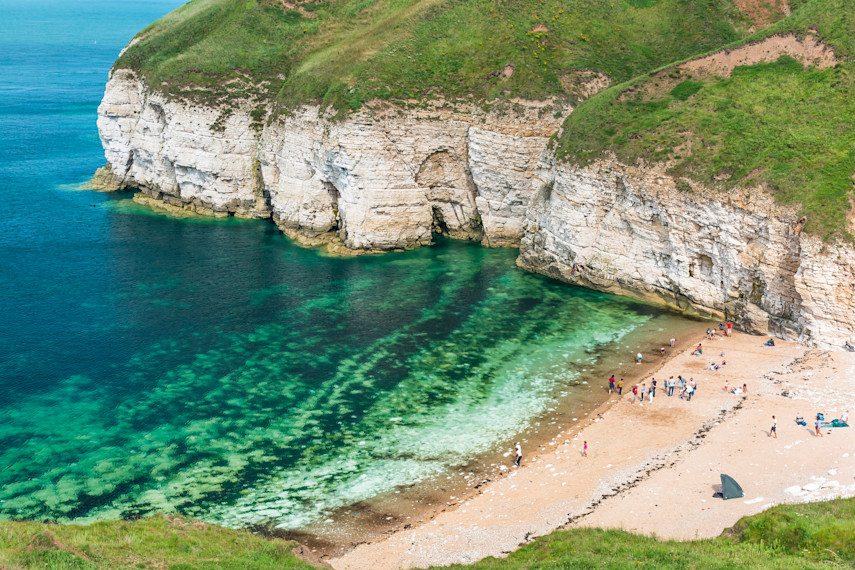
<box><xmin>720</xmin><ymin>474</ymin><xmax>744</xmax><ymax>500</ymax></box>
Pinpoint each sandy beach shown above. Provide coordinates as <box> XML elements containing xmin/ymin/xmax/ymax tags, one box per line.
<box><xmin>330</xmin><ymin>330</ymin><xmax>855</xmax><ymax>569</ymax></box>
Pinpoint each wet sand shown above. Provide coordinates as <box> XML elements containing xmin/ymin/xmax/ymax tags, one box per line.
<box><xmin>288</xmin><ymin>314</ymin><xmax>703</xmax><ymax>559</ymax></box>
<box><xmin>331</xmin><ymin>330</ymin><xmax>855</xmax><ymax>569</ymax></box>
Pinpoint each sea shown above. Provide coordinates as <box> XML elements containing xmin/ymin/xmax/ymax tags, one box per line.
<box><xmin>0</xmin><ymin>0</ymin><xmax>698</xmax><ymax>541</ymax></box>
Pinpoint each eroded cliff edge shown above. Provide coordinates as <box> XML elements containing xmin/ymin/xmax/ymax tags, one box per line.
<box><xmin>98</xmin><ymin>69</ymin><xmax>570</xmax><ymax>252</ymax></box>
<box><xmin>519</xmin><ymin>157</ymin><xmax>855</xmax><ymax>350</ymax></box>
<box><xmin>97</xmin><ymin>64</ymin><xmax>855</xmax><ymax>349</ymax></box>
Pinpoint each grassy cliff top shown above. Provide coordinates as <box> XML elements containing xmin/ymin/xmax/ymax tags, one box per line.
<box><xmin>0</xmin><ymin>514</ymin><xmax>314</xmax><ymax>569</ymax></box>
<box><xmin>457</xmin><ymin>496</ymin><xmax>855</xmax><ymax>569</ymax></box>
<box><xmin>116</xmin><ymin>0</ymin><xmax>759</xmax><ymax>111</ymax></box>
<box><xmin>555</xmin><ymin>0</ymin><xmax>855</xmax><ymax>240</ymax></box>
<box><xmin>2</xmin><ymin>499</ymin><xmax>854</xmax><ymax>568</ymax></box>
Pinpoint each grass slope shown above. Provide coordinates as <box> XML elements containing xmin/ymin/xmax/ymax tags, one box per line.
<box><xmin>1</xmin><ymin>499</ymin><xmax>853</xmax><ymax>568</ymax></box>
<box><xmin>556</xmin><ymin>0</ymin><xmax>855</xmax><ymax>240</ymax></box>
<box><xmin>117</xmin><ymin>0</ymin><xmax>755</xmax><ymax>111</ymax></box>
<box><xmin>446</xmin><ymin>497</ymin><xmax>855</xmax><ymax>569</ymax></box>
<box><xmin>0</xmin><ymin>515</ymin><xmax>314</xmax><ymax>569</ymax></box>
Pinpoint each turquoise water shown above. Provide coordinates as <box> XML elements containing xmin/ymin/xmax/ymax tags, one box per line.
<box><xmin>0</xmin><ymin>0</ymin><xmax>674</xmax><ymax>531</ymax></box>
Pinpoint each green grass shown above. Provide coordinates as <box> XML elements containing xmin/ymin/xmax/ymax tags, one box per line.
<box><xmin>442</xmin><ymin>498</ymin><xmax>855</xmax><ymax>569</ymax></box>
<box><xmin>117</xmin><ymin>0</ymin><xmax>756</xmax><ymax>112</ymax></box>
<box><xmin>556</xmin><ymin>0</ymin><xmax>855</xmax><ymax>240</ymax></box>
<box><xmin>0</xmin><ymin>515</ymin><xmax>314</xmax><ymax>569</ymax></box>
<box><xmin>1</xmin><ymin>499</ymin><xmax>854</xmax><ymax>568</ymax></box>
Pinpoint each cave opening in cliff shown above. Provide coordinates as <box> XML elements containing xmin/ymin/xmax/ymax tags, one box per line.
<box><xmin>431</xmin><ymin>205</ymin><xmax>450</xmax><ymax>236</ymax></box>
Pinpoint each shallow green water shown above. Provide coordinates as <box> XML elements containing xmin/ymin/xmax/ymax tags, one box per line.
<box><xmin>0</xmin><ymin>0</ymin><xmax>675</xmax><ymax>532</ymax></box>
<box><xmin>1</xmin><ymin>198</ymin><xmax>659</xmax><ymax>529</ymax></box>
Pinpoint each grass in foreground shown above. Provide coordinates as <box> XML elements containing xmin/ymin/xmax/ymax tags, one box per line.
<box><xmin>555</xmin><ymin>0</ymin><xmax>855</xmax><ymax>240</ymax></box>
<box><xmin>0</xmin><ymin>498</ymin><xmax>853</xmax><ymax>568</ymax></box>
<box><xmin>0</xmin><ymin>515</ymin><xmax>313</xmax><ymax>569</ymax></box>
<box><xmin>446</xmin><ymin>497</ymin><xmax>855</xmax><ymax>569</ymax></box>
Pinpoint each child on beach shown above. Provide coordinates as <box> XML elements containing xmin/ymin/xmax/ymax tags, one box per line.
<box><xmin>582</xmin><ymin>441</ymin><xmax>588</xmax><ymax>457</ymax></box>
<box><xmin>771</xmin><ymin>416</ymin><xmax>777</xmax><ymax>438</ymax></box>
<box><xmin>632</xmin><ymin>384</ymin><xmax>638</xmax><ymax>403</ymax></box>
<box><xmin>815</xmin><ymin>415</ymin><xmax>824</xmax><ymax>437</ymax></box>
<box><xmin>637</xmin><ymin>352</ymin><xmax>643</xmax><ymax>364</ymax></box>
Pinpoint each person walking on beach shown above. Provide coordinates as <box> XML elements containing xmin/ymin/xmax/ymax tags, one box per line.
<box><xmin>514</xmin><ymin>442</ymin><xmax>523</xmax><ymax>466</ymax></box>
<box><xmin>582</xmin><ymin>441</ymin><xmax>588</xmax><ymax>457</ymax></box>
<box><xmin>770</xmin><ymin>416</ymin><xmax>777</xmax><ymax>438</ymax></box>
<box><xmin>670</xmin><ymin>338</ymin><xmax>675</xmax><ymax>348</ymax></box>
<box><xmin>668</xmin><ymin>376</ymin><xmax>675</xmax><ymax>397</ymax></box>
<box><xmin>640</xmin><ymin>382</ymin><xmax>647</xmax><ymax>402</ymax></box>
<box><xmin>609</xmin><ymin>375</ymin><xmax>615</xmax><ymax>394</ymax></box>
<box><xmin>618</xmin><ymin>378</ymin><xmax>624</xmax><ymax>395</ymax></box>
<box><xmin>815</xmin><ymin>415</ymin><xmax>824</xmax><ymax>437</ymax></box>
<box><xmin>650</xmin><ymin>379</ymin><xmax>657</xmax><ymax>398</ymax></box>
<box><xmin>632</xmin><ymin>384</ymin><xmax>638</xmax><ymax>403</ymax></box>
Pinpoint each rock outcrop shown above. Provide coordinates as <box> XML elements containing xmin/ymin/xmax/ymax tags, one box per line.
<box><xmin>97</xmin><ymin>69</ymin><xmax>569</xmax><ymax>250</ymax></box>
<box><xmin>518</xmin><ymin>157</ymin><xmax>855</xmax><ymax>350</ymax></box>
<box><xmin>97</xmin><ymin>69</ymin><xmax>855</xmax><ymax>349</ymax></box>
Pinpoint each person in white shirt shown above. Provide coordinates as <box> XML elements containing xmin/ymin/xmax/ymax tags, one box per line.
<box><xmin>514</xmin><ymin>442</ymin><xmax>522</xmax><ymax>467</ymax></box>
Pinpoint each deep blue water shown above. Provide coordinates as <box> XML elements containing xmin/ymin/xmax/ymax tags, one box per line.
<box><xmin>0</xmin><ymin>0</ymin><xmax>679</xmax><ymax>531</ymax></box>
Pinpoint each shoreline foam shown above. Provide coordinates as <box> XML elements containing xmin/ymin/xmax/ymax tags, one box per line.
<box><xmin>331</xmin><ymin>330</ymin><xmax>855</xmax><ymax>569</ymax></box>
<box><xmin>280</xmin><ymin>312</ymin><xmax>704</xmax><ymax>557</ymax></box>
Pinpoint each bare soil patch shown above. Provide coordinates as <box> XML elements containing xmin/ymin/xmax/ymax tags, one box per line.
<box><xmin>734</xmin><ymin>0</ymin><xmax>790</xmax><ymax>29</ymax></box>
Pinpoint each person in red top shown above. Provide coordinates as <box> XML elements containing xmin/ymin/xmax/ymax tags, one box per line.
<box><xmin>726</xmin><ymin>321</ymin><xmax>733</xmax><ymax>336</ymax></box>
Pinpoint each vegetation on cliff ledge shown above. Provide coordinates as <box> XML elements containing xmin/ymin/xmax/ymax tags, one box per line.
<box><xmin>116</xmin><ymin>0</ymin><xmax>754</xmax><ymax>111</ymax></box>
<box><xmin>556</xmin><ymin>0</ymin><xmax>855</xmax><ymax>240</ymax></box>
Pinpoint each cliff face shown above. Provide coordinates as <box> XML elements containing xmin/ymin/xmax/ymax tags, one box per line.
<box><xmin>518</xmin><ymin>158</ymin><xmax>855</xmax><ymax>349</ymax></box>
<box><xmin>98</xmin><ymin>69</ymin><xmax>568</xmax><ymax>251</ymax></box>
<box><xmin>97</xmin><ymin>70</ymin><xmax>855</xmax><ymax>348</ymax></box>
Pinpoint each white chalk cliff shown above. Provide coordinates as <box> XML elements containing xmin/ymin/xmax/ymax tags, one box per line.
<box><xmin>97</xmin><ymin>68</ymin><xmax>855</xmax><ymax>349</ymax></box>
<box><xmin>98</xmin><ymin>69</ymin><xmax>566</xmax><ymax>251</ymax></box>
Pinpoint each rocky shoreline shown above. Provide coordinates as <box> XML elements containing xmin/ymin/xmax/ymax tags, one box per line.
<box><xmin>331</xmin><ymin>331</ymin><xmax>855</xmax><ymax>569</ymax></box>
<box><xmin>96</xmin><ymin>68</ymin><xmax>855</xmax><ymax>348</ymax></box>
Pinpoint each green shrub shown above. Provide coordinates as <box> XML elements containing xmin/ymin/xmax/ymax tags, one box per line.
<box><xmin>670</xmin><ymin>80</ymin><xmax>703</xmax><ymax>100</ymax></box>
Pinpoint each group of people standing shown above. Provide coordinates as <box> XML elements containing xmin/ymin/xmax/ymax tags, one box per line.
<box><xmin>609</xmin><ymin>368</ymin><xmax>698</xmax><ymax>403</ymax></box>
